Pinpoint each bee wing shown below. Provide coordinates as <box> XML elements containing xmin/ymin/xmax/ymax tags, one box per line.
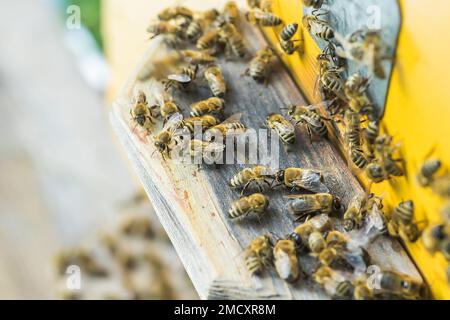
<box><xmin>292</xmin><ymin>170</ymin><xmax>329</xmax><ymax>193</ymax></box>
<box><xmin>221</xmin><ymin>113</ymin><xmax>243</xmax><ymax>125</ymax></box>
<box><xmin>167</xmin><ymin>73</ymin><xmax>192</xmax><ymax>83</ymax></box>
<box><xmin>286</xmin><ymin>197</ymin><xmax>320</xmax><ymax>216</ymax></box>
<box><xmin>163</xmin><ymin>112</ymin><xmax>184</xmax><ymax>133</ymax></box>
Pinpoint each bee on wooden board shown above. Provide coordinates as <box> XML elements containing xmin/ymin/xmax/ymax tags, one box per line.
<box><xmin>228</xmin><ymin>193</ymin><xmax>269</xmax><ymax>220</ymax></box>
<box><xmin>179</xmin><ymin>139</ymin><xmax>226</xmax><ymax>165</ymax></box>
<box><xmin>163</xmin><ymin>64</ymin><xmax>198</xmax><ymax>92</ymax></box>
<box><xmin>147</xmin><ymin>21</ymin><xmax>182</xmax><ymax>40</ymax></box>
<box><xmin>148</xmin><ymin>80</ymin><xmax>181</xmax><ymax>122</ymax></box>
<box><xmin>285</xmin><ymin>193</ymin><xmax>341</xmax><ymax>221</ymax></box>
<box><xmin>153</xmin><ymin>112</ymin><xmax>186</xmax><ymax>159</ymax></box>
<box><xmin>218</xmin><ymin>23</ymin><xmax>247</xmax><ymax>58</ymax></box>
<box><xmin>302</xmin><ymin>10</ymin><xmax>334</xmax><ymax>41</ymax></box>
<box><xmin>244</xmin><ymin>46</ymin><xmax>275</xmax><ymax>84</ymax></box>
<box><xmin>273</xmin><ymin>167</ymin><xmax>330</xmax><ymax>193</ymax></box>
<box><xmin>302</xmin><ymin>0</ymin><xmax>324</xmax><ymax>9</ymax></box>
<box><xmin>291</xmin><ymin>214</ymin><xmax>331</xmax><ymax>248</ymax></box>
<box><xmin>286</xmin><ymin>104</ymin><xmax>331</xmax><ymax>142</ymax></box>
<box><xmin>158</xmin><ymin>6</ymin><xmax>193</xmax><ymax>21</ymax></box>
<box><xmin>182</xmin><ymin>114</ymin><xmax>220</xmax><ymax>134</ymax></box>
<box><xmin>245</xmin><ymin>8</ymin><xmax>283</xmax><ymax>27</ymax></box>
<box><xmin>273</xmin><ymin>239</ymin><xmax>300</xmax><ymax>282</ymax></box>
<box><xmin>181</xmin><ymin>50</ymin><xmax>217</xmax><ymax>65</ymax></box>
<box><xmin>203</xmin><ymin>113</ymin><xmax>246</xmax><ymax>142</ymax></box>
<box><xmin>313</xmin><ymin>266</ymin><xmax>354</xmax><ymax>299</ymax></box>
<box><xmin>280</xmin><ymin>23</ymin><xmax>304</xmax><ymax>55</ymax></box>
<box><xmin>190</xmin><ymin>97</ymin><xmax>225</xmax><ymax>117</ymax></box>
<box><xmin>266</xmin><ymin>113</ymin><xmax>296</xmax><ymax>146</ymax></box>
<box><xmin>130</xmin><ymin>91</ymin><xmax>157</xmax><ymax>139</ymax></box>
<box><xmin>245</xmin><ymin>235</ymin><xmax>273</xmax><ymax>275</ymax></box>
<box><xmin>373</xmin><ymin>271</ymin><xmax>426</xmax><ymax>299</ymax></box>
<box><xmin>204</xmin><ymin>64</ymin><xmax>227</xmax><ymax>98</ymax></box>
<box><xmin>229</xmin><ymin>165</ymin><xmax>275</xmax><ymax>195</ymax></box>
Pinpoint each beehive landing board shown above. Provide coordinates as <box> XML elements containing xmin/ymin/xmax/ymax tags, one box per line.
<box><xmin>111</xmin><ymin>22</ymin><xmax>419</xmax><ymax>299</ymax></box>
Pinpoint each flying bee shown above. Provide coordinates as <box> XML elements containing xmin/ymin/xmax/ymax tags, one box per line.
<box><xmin>302</xmin><ymin>10</ymin><xmax>334</xmax><ymax>41</ymax></box>
<box><xmin>266</xmin><ymin>113</ymin><xmax>296</xmax><ymax>145</ymax></box>
<box><xmin>228</xmin><ymin>193</ymin><xmax>269</xmax><ymax>220</ymax></box>
<box><xmin>218</xmin><ymin>23</ymin><xmax>247</xmax><ymax>58</ymax></box>
<box><xmin>374</xmin><ymin>271</ymin><xmax>425</xmax><ymax>299</ymax></box>
<box><xmin>130</xmin><ymin>91</ymin><xmax>156</xmax><ymax>137</ymax></box>
<box><xmin>422</xmin><ymin>223</ymin><xmax>447</xmax><ymax>254</ymax></box>
<box><xmin>223</xmin><ymin>1</ymin><xmax>239</xmax><ymax>24</ymax></box>
<box><xmin>229</xmin><ymin>165</ymin><xmax>276</xmax><ymax>194</ymax></box>
<box><xmin>204</xmin><ymin>64</ymin><xmax>227</xmax><ymax>98</ymax></box>
<box><xmin>287</xmin><ymin>104</ymin><xmax>330</xmax><ymax>142</ymax></box>
<box><xmin>182</xmin><ymin>114</ymin><xmax>220</xmax><ymax>134</ymax></box>
<box><xmin>190</xmin><ymin>97</ymin><xmax>225</xmax><ymax>117</ymax></box>
<box><xmin>245</xmin><ymin>235</ymin><xmax>273</xmax><ymax>275</ymax></box>
<box><xmin>147</xmin><ymin>21</ymin><xmax>181</xmax><ymax>39</ymax></box>
<box><xmin>196</xmin><ymin>28</ymin><xmax>221</xmax><ymax>51</ymax></box>
<box><xmin>163</xmin><ymin>64</ymin><xmax>198</xmax><ymax>92</ymax></box>
<box><xmin>417</xmin><ymin>159</ymin><xmax>442</xmax><ymax>187</ymax></box>
<box><xmin>181</xmin><ymin>50</ymin><xmax>217</xmax><ymax>65</ymax></box>
<box><xmin>273</xmin><ymin>167</ymin><xmax>330</xmax><ymax>193</ymax></box>
<box><xmin>245</xmin><ymin>8</ymin><xmax>283</xmax><ymax>26</ymax></box>
<box><xmin>280</xmin><ymin>23</ymin><xmax>304</xmax><ymax>55</ymax></box>
<box><xmin>344</xmin><ymin>74</ymin><xmax>374</xmax><ymax>116</ymax></box>
<box><xmin>244</xmin><ymin>47</ymin><xmax>275</xmax><ymax>83</ymax></box>
<box><xmin>204</xmin><ymin>113</ymin><xmax>246</xmax><ymax>142</ymax></box>
<box><xmin>153</xmin><ymin>112</ymin><xmax>186</xmax><ymax>159</ymax></box>
<box><xmin>313</xmin><ymin>266</ymin><xmax>354</xmax><ymax>299</ymax></box>
<box><xmin>181</xmin><ymin>139</ymin><xmax>226</xmax><ymax>165</ymax></box>
<box><xmin>302</xmin><ymin>0</ymin><xmax>324</xmax><ymax>9</ymax></box>
<box><xmin>273</xmin><ymin>239</ymin><xmax>299</xmax><ymax>282</ymax></box>
<box><xmin>158</xmin><ymin>6</ymin><xmax>193</xmax><ymax>21</ymax></box>
<box><xmin>387</xmin><ymin>200</ymin><xmax>425</xmax><ymax>242</ymax></box>
<box><xmin>285</xmin><ymin>193</ymin><xmax>341</xmax><ymax>221</ymax></box>
<box><xmin>430</xmin><ymin>175</ymin><xmax>450</xmax><ymax>198</ymax></box>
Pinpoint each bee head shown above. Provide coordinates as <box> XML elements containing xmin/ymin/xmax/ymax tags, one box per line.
<box><xmin>332</xmin><ymin>196</ymin><xmax>342</xmax><ymax>212</ymax></box>
<box><xmin>274</xmin><ymin>170</ymin><xmax>285</xmax><ymax>183</ymax></box>
<box><xmin>154</xmin><ymin>141</ymin><xmax>165</xmax><ymax>151</ymax></box>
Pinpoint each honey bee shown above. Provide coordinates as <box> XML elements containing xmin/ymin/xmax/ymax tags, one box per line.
<box><xmin>55</xmin><ymin>248</ymin><xmax>108</xmax><ymax>277</ymax></box>
<box><xmin>204</xmin><ymin>64</ymin><xmax>227</xmax><ymax>98</ymax></box>
<box><xmin>387</xmin><ymin>200</ymin><xmax>424</xmax><ymax>242</ymax></box>
<box><xmin>218</xmin><ymin>23</ymin><xmax>247</xmax><ymax>58</ymax></box>
<box><xmin>228</xmin><ymin>193</ymin><xmax>269</xmax><ymax>220</ymax></box>
<box><xmin>302</xmin><ymin>0</ymin><xmax>324</xmax><ymax>9</ymax></box>
<box><xmin>245</xmin><ymin>8</ymin><xmax>283</xmax><ymax>26</ymax></box>
<box><xmin>190</xmin><ymin>97</ymin><xmax>225</xmax><ymax>117</ymax></box>
<box><xmin>273</xmin><ymin>239</ymin><xmax>299</xmax><ymax>282</ymax></box>
<box><xmin>302</xmin><ymin>10</ymin><xmax>334</xmax><ymax>41</ymax></box>
<box><xmin>273</xmin><ymin>167</ymin><xmax>330</xmax><ymax>193</ymax></box>
<box><xmin>266</xmin><ymin>113</ymin><xmax>296</xmax><ymax>145</ymax></box>
<box><xmin>244</xmin><ymin>47</ymin><xmax>275</xmax><ymax>83</ymax></box>
<box><xmin>229</xmin><ymin>165</ymin><xmax>275</xmax><ymax>194</ymax></box>
<box><xmin>335</xmin><ymin>29</ymin><xmax>389</xmax><ymax>79</ymax></box>
<box><xmin>279</xmin><ymin>23</ymin><xmax>304</xmax><ymax>55</ymax></box>
<box><xmin>153</xmin><ymin>113</ymin><xmax>185</xmax><ymax>159</ymax></box>
<box><xmin>290</xmin><ymin>214</ymin><xmax>331</xmax><ymax>249</ymax></box>
<box><xmin>204</xmin><ymin>113</ymin><xmax>246</xmax><ymax>142</ymax></box>
<box><xmin>373</xmin><ymin>271</ymin><xmax>425</xmax><ymax>299</ymax></box>
<box><xmin>181</xmin><ymin>50</ymin><xmax>217</xmax><ymax>65</ymax></box>
<box><xmin>316</xmin><ymin>51</ymin><xmax>347</xmax><ymax>102</ymax></box>
<box><xmin>430</xmin><ymin>175</ymin><xmax>450</xmax><ymax>198</ymax></box>
<box><xmin>163</xmin><ymin>64</ymin><xmax>198</xmax><ymax>91</ymax></box>
<box><xmin>245</xmin><ymin>235</ymin><xmax>273</xmax><ymax>275</ymax></box>
<box><xmin>308</xmin><ymin>231</ymin><xmax>327</xmax><ymax>254</ymax></box>
<box><xmin>313</xmin><ymin>266</ymin><xmax>354</xmax><ymax>299</ymax></box>
<box><xmin>196</xmin><ymin>28</ymin><xmax>221</xmax><ymax>51</ymax></box>
<box><xmin>422</xmin><ymin>223</ymin><xmax>447</xmax><ymax>253</ymax></box>
<box><xmin>148</xmin><ymin>80</ymin><xmax>181</xmax><ymax>121</ymax></box>
<box><xmin>181</xmin><ymin>139</ymin><xmax>226</xmax><ymax>165</ymax></box>
<box><xmin>182</xmin><ymin>114</ymin><xmax>220</xmax><ymax>134</ymax></box>
<box><xmin>147</xmin><ymin>21</ymin><xmax>181</xmax><ymax>39</ymax></box>
<box><xmin>344</xmin><ymin>74</ymin><xmax>374</xmax><ymax>116</ymax></box>
<box><xmin>417</xmin><ymin>159</ymin><xmax>442</xmax><ymax>187</ymax></box>
<box><xmin>223</xmin><ymin>1</ymin><xmax>239</xmax><ymax>24</ymax></box>
<box><xmin>287</xmin><ymin>104</ymin><xmax>330</xmax><ymax>142</ymax></box>
<box><xmin>285</xmin><ymin>193</ymin><xmax>340</xmax><ymax>221</ymax></box>
<box><xmin>343</xmin><ymin>194</ymin><xmax>367</xmax><ymax>231</ymax></box>
<box><xmin>130</xmin><ymin>91</ymin><xmax>156</xmax><ymax>136</ymax></box>
<box><xmin>158</xmin><ymin>6</ymin><xmax>193</xmax><ymax>21</ymax></box>
<box><xmin>344</xmin><ymin>110</ymin><xmax>362</xmax><ymax>148</ymax></box>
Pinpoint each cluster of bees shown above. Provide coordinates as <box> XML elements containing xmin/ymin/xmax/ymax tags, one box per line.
<box><xmin>418</xmin><ymin>158</ymin><xmax>450</xmax><ymax>283</ymax></box>
<box><xmin>54</xmin><ymin>195</ymin><xmax>195</xmax><ymax>300</ymax></box>
<box><xmin>127</xmin><ymin>1</ymin><xmax>435</xmax><ymax>299</ymax></box>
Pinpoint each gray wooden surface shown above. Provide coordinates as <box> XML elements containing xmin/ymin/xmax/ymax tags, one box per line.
<box><xmin>111</xmin><ymin>20</ymin><xmax>419</xmax><ymax>299</ymax></box>
<box><xmin>304</xmin><ymin>0</ymin><xmax>401</xmax><ymax>118</ymax></box>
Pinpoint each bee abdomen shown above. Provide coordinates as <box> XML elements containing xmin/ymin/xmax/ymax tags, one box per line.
<box><xmin>228</xmin><ymin>202</ymin><xmax>247</xmax><ymax>219</ymax></box>
<box><xmin>335</xmin><ymin>281</ymin><xmax>354</xmax><ymax>299</ymax></box>
<box><xmin>394</xmin><ymin>201</ymin><xmax>414</xmax><ymax>224</ymax></box>
<box><xmin>351</xmin><ymin>148</ymin><xmax>368</xmax><ymax>169</ymax></box>
<box><xmin>230</xmin><ymin>173</ymin><xmax>245</xmax><ymax>188</ymax></box>
<box><xmin>245</xmin><ymin>253</ymin><xmax>262</xmax><ymax>274</ymax></box>
<box><xmin>279</xmin><ymin>131</ymin><xmax>296</xmax><ymax>144</ymax></box>
<box><xmin>281</xmin><ymin>23</ymin><xmax>298</xmax><ymax>41</ymax></box>
<box><xmin>421</xmin><ymin>159</ymin><xmax>441</xmax><ymax>178</ymax></box>
<box><xmin>364</xmin><ymin>121</ymin><xmax>379</xmax><ymax>145</ymax></box>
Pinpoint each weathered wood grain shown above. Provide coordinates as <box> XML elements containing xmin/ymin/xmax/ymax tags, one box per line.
<box><xmin>111</xmin><ymin>20</ymin><xmax>420</xmax><ymax>299</ymax></box>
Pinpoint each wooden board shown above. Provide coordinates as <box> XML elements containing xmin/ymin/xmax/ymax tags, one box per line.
<box><xmin>110</xmin><ymin>20</ymin><xmax>420</xmax><ymax>299</ymax></box>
